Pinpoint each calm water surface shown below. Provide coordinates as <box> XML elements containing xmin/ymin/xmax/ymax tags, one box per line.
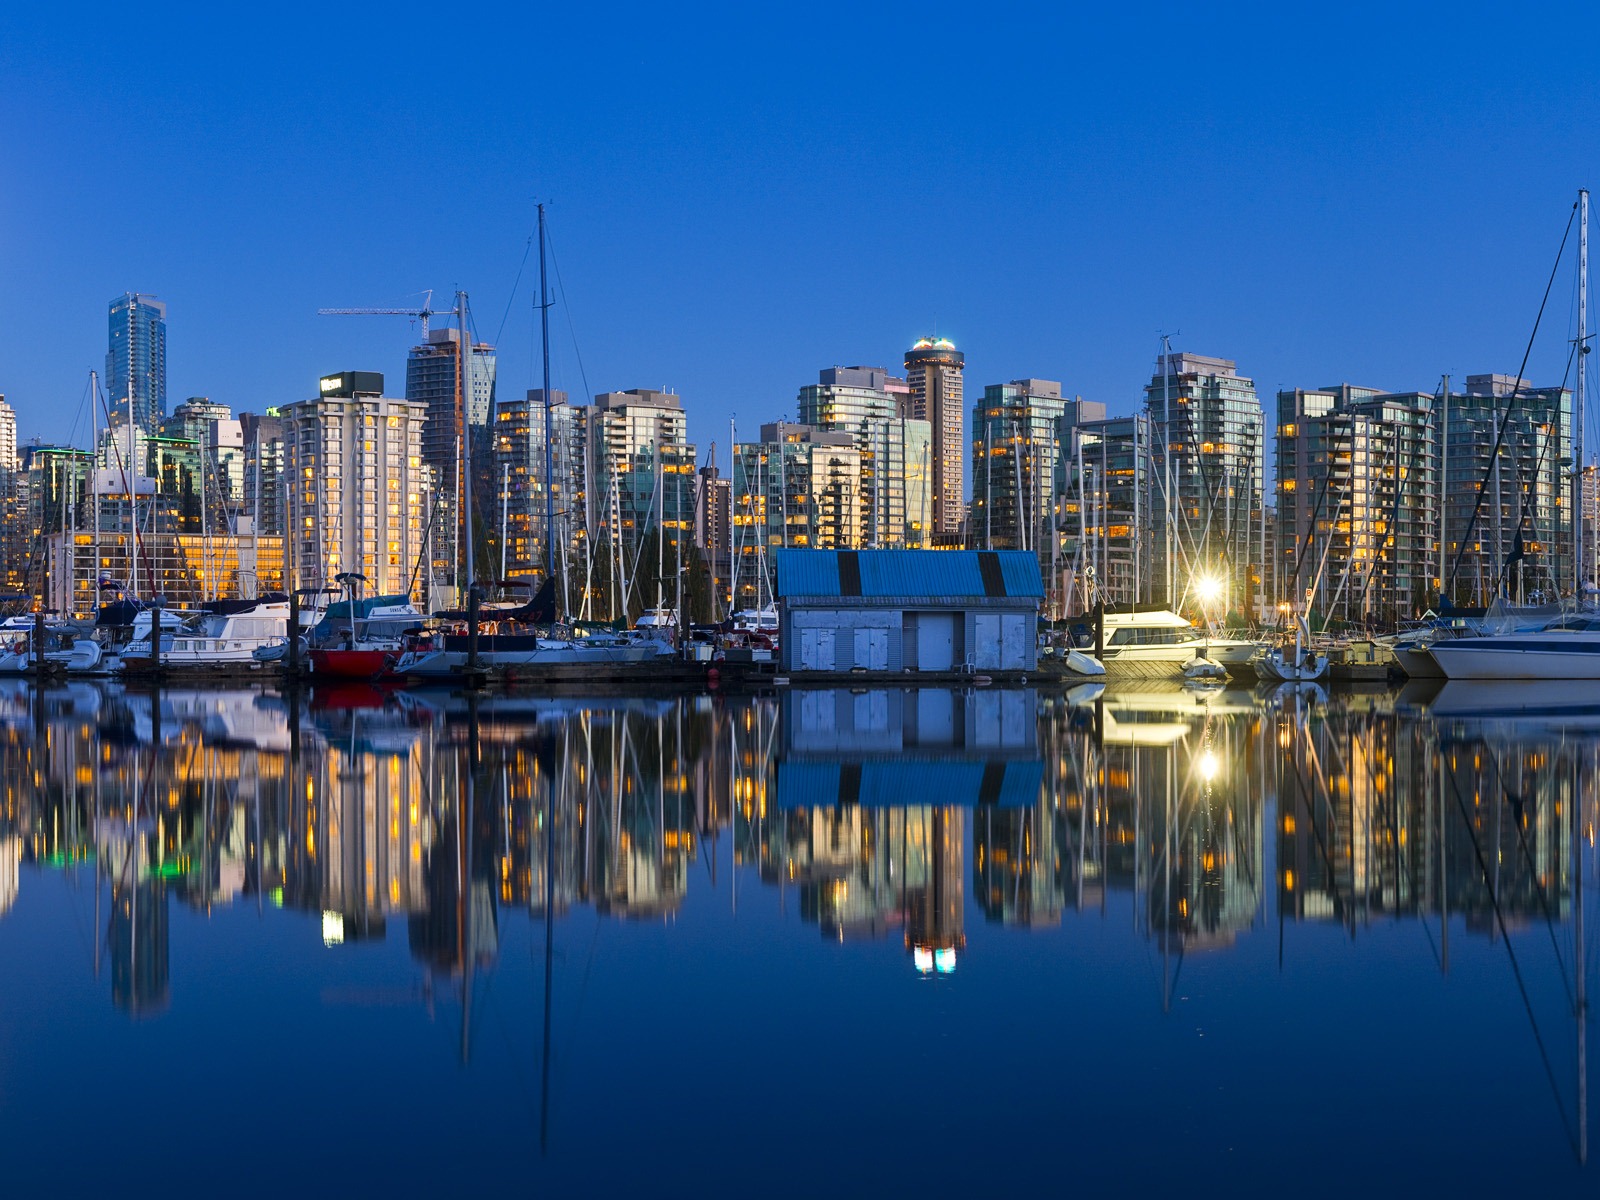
<box><xmin>0</xmin><ymin>680</ymin><xmax>1593</xmax><ymax>1196</ymax></box>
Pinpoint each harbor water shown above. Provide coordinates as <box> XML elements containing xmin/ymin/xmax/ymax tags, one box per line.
<box><xmin>0</xmin><ymin>679</ymin><xmax>1594</xmax><ymax>1195</ymax></box>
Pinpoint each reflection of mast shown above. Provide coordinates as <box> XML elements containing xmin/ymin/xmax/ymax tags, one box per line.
<box><xmin>1574</xmin><ymin>751</ymin><xmax>1587</xmax><ymax>1165</ymax></box>
<box><xmin>541</xmin><ymin>709</ymin><xmax>557</xmax><ymax>1151</ymax></box>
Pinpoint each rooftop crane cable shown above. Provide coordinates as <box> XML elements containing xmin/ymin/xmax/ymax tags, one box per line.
<box><xmin>1448</xmin><ymin>200</ymin><xmax>1578</xmax><ymax>592</ymax></box>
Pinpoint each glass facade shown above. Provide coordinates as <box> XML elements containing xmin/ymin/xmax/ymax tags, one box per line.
<box><xmin>106</xmin><ymin>293</ymin><xmax>167</xmax><ymax>434</ymax></box>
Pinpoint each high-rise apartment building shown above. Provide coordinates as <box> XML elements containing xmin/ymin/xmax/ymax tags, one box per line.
<box><xmin>731</xmin><ymin>422</ymin><xmax>863</xmax><ymax>607</ymax></box>
<box><xmin>1143</xmin><ymin>352</ymin><xmax>1266</xmax><ymax>614</ymax></box>
<box><xmin>241</xmin><ymin>412</ymin><xmax>287</xmax><ymax>536</ymax></box>
<box><xmin>161</xmin><ymin>397</ymin><xmax>245</xmax><ymax>525</ymax></box>
<box><xmin>797</xmin><ymin>366</ymin><xmax>931</xmax><ymax>547</ymax></box>
<box><xmin>406</xmin><ymin>328</ymin><xmax>499</xmax><ymax>474</ymax></box>
<box><xmin>1439</xmin><ymin>373</ymin><xmax>1571</xmax><ymax>605</ymax></box>
<box><xmin>0</xmin><ymin>397</ymin><xmax>17</xmax><ymax>472</ymax></box>
<box><xmin>970</xmin><ymin>379</ymin><xmax>1066</xmax><ymax>552</ymax></box>
<box><xmin>585</xmin><ymin>389</ymin><xmax>697</xmax><ymax>617</ymax></box>
<box><xmin>106</xmin><ymin>293</ymin><xmax>168</xmax><ymax>433</ymax></box>
<box><xmin>904</xmin><ymin>338</ymin><xmax>966</xmax><ymax>542</ymax></box>
<box><xmin>1048</xmin><ymin>401</ymin><xmax>1158</xmax><ymax>614</ymax></box>
<box><xmin>491</xmin><ymin>388</ymin><xmax>586</xmax><ymax>587</ymax></box>
<box><xmin>1276</xmin><ymin>385</ymin><xmax>1438</xmax><ymax>625</ymax></box>
<box><xmin>282</xmin><ymin>371</ymin><xmax>428</xmax><ymax>601</ymax></box>
<box><xmin>695</xmin><ymin>454</ymin><xmax>732</xmax><ymax>613</ymax></box>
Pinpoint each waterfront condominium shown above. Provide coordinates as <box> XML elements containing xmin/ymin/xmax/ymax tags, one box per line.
<box><xmin>970</xmin><ymin>379</ymin><xmax>1066</xmax><ymax>553</ymax></box>
<box><xmin>1057</xmin><ymin>402</ymin><xmax>1155</xmax><ymax>615</ymax></box>
<box><xmin>731</xmin><ymin>422</ymin><xmax>863</xmax><ymax>608</ymax></box>
<box><xmin>490</xmin><ymin>388</ymin><xmax>586</xmax><ymax>588</ymax></box>
<box><xmin>584</xmin><ymin>388</ymin><xmax>697</xmax><ymax>617</ymax></box>
<box><xmin>1275</xmin><ymin>384</ymin><xmax>1437</xmax><ymax>625</ymax></box>
<box><xmin>106</xmin><ymin>293</ymin><xmax>168</xmax><ymax>434</ymax></box>
<box><xmin>796</xmin><ymin>365</ymin><xmax>932</xmax><ymax>547</ymax></box>
<box><xmin>904</xmin><ymin>338</ymin><xmax>966</xmax><ymax>543</ymax></box>
<box><xmin>1143</xmin><ymin>351</ymin><xmax>1266</xmax><ymax>615</ymax></box>
<box><xmin>282</xmin><ymin>371</ymin><xmax>429</xmax><ymax>601</ymax></box>
<box><xmin>1437</xmin><ymin>373</ymin><xmax>1571</xmax><ymax>606</ymax></box>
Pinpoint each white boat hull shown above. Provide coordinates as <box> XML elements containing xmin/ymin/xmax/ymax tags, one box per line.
<box><xmin>1428</xmin><ymin>633</ymin><xmax>1600</xmax><ymax>680</ymax></box>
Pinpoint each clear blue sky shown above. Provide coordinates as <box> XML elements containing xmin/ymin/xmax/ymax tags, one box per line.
<box><xmin>3</xmin><ymin>2</ymin><xmax>1597</xmax><ymax>467</ymax></box>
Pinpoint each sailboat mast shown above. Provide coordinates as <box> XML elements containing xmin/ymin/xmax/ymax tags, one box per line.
<box><xmin>1577</xmin><ymin>187</ymin><xmax>1588</xmax><ymax>596</ymax></box>
<box><xmin>457</xmin><ymin>291</ymin><xmax>473</xmax><ymax>601</ymax></box>
<box><xmin>1161</xmin><ymin>335</ymin><xmax>1174</xmax><ymax>606</ymax></box>
<box><xmin>90</xmin><ymin>371</ymin><xmax>99</xmax><ymax>615</ymax></box>
<box><xmin>539</xmin><ymin>203</ymin><xmax>555</xmax><ymax>590</ymax></box>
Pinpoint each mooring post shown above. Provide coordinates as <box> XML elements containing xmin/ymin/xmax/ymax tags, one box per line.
<box><xmin>287</xmin><ymin>588</ymin><xmax>301</xmax><ymax>678</ymax></box>
<box><xmin>31</xmin><ymin>609</ymin><xmax>45</xmax><ymax>680</ymax></box>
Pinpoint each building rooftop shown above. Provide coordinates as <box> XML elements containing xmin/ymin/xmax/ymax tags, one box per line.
<box><xmin>775</xmin><ymin>548</ymin><xmax>1044</xmax><ymax>600</ymax></box>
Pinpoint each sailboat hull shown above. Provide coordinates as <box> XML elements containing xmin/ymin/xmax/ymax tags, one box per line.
<box><xmin>1428</xmin><ymin>633</ymin><xmax>1600</xmax><ymax>680</ymax></box>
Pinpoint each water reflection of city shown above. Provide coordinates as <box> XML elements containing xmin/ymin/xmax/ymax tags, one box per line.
<box><xmin>0</xmin><ymin>681</ymin><xmax>1593</xmax><ymax>1009</ymax></box>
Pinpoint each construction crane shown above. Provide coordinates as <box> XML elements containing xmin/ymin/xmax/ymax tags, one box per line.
<box><xmin>318</xmin><ymin>289</ymin><xmax>437</xmax><ymax>339</ymax></box>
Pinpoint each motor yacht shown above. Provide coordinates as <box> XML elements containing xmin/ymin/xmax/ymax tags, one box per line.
<box><xmin>1097</xmin><ymin>610</ymin><xmax>1262</xmax><ymax>679</ymax></box>
<box><xmin>119</xmin><ymin>594</ymin><xmax>292</xmax><ymax>675</ymax></box>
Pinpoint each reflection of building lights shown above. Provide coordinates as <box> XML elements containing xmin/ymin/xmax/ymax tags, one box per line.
<box><xmin>934</xmin><ymin>948</ymin><xmax>956</xmax><ymax>974</ymax></box>
<box><xmin>1197</xmin><ymin>750</ymin><xmax>1220</xmax><ymax>781</ymax></box>
<box><xmin>913</xmin><ymin>946</ymin><xmax>934</xmax><ymax>974</ymax></box>
<box><xmin>321</xmin><ymin>911</ymin><xmax>344</xmax><ymax>946</ymax></box>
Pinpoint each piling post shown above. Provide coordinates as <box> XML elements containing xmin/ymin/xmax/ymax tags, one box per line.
<box><xmin>287</xmin><ymin>588</ymin><xmax>301</xmax><ymax>679</ymax></box>
<box><xmin>32</xmin><ymin>609</ymin><xmax>45</xmax><ymax>681</ymax></box>
<box><xmin>149</xmin><ymin>597</ymin><xmax>163</xmax><ymax>678</ymax></box>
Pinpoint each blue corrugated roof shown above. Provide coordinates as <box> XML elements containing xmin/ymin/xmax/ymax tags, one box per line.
<box><xmin>774</xmin><ymin>549</ymin><xmax>1044</xmax><ymax>599</ymax></box>
<box><xmin>776</xmin><ymin>759</ymin><xmax>1044</xmax><ymax>808</ymax></box>
<box><xmin>773</xmin><ymin>550</ymin><xmax>839</xmax><ymax>597</ymax></box>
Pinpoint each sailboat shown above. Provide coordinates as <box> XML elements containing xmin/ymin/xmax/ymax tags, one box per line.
<box><xmin>1253</xmin><ymin>613</ymin><xmax>1329</xmax><ymax>682</ymax></box>
<box><xmin>1420</xmin><ymin>188</ymin><xmax>1594</xmax><ymax>680</ymax></box>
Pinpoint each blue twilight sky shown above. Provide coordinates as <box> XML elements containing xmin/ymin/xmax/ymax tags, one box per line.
<box><xmin>3</xmin><ymin>2</ymin><xmax>1598</xmax><ymax>475</ymax></box>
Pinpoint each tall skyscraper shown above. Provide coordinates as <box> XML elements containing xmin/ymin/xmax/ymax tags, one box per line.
<box><xmin>1144</xmin><ymin>351</ymin><xmax>1265</xmax><ymax>614</ymax></box>
<box><xmin>904</xmin><ymin>337</ymin><xmax>966</xmax><ymax>542</ymax></box>
<box><xmin>106</xmin><ymin>293</ymin><xmax>168</xmax><ymax>433</ymax></box>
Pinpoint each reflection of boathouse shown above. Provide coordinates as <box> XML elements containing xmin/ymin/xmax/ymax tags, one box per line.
<box><xmin>770</xmin><ymin>688</ymin><xmax>1044</xmax><ymax>965</ymax></box>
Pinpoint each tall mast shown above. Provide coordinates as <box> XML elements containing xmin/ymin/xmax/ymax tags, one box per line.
<box><xmin>539</xmin><ymin>204</ymin><xmax>555</xmax><ymax>590</ymax></box>
<box><xmin>457</xmin><ymin>290</ymin><xmax>473</xmax><ymax>600</ymax></box>
<box><xmin>1578</xmin><ymin>187</ymin><xmax>1589</xmax><ymax>595</ymax></box>
<box><xmin>1161</xmin><ymin>335</ymin><xmax>1174</xmax><ymax>606</ymax></box>
<box><xmin>1439</xmin><ymin>374</ymin><xmax>1449</xmax><ymax>603</ymax></box>
<box><xmin>91</xmin><ymin>371</ymin><xmax>99</xmax><ymax>612</ymax></box>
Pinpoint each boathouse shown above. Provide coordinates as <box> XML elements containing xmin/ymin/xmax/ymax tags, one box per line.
<box><xmin>774</xmin><ymin>549</ymin><xmax>1044</xmax><ymax>675</ymax></box>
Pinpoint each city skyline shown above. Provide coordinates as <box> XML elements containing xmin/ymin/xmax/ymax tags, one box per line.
<box><xmin>2</xmin><ymin>7</ymin><xmax>1594</xmax><ymax>458</ymax></box>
